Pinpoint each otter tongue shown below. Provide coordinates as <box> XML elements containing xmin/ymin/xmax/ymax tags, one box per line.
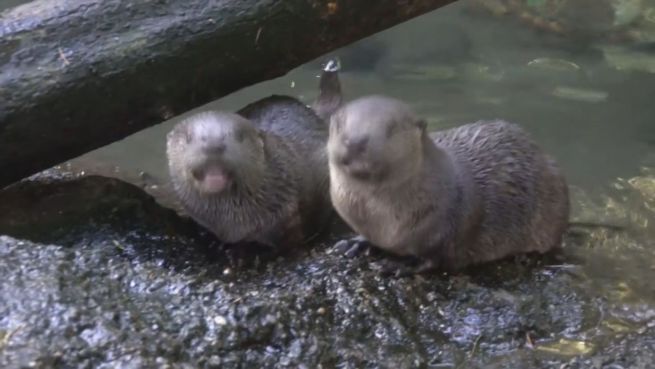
<box><xmin>202</xmin><ymin>166</ymin><xmax>229</xmax><ymax>193</ymax></box>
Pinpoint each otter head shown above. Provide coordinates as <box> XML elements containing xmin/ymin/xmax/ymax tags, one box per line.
<box><xmin>166</xmin><ymin>111</ymin><xmax>265</xmax><ymax>196</ymax></box>
<box><xmin>328</xmin><ymin>95</ymin><xmax>426</xmax><ymax>184</ymax></box>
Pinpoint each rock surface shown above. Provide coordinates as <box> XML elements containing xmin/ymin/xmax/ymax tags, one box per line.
<box><xmin>0</xmin><ymin>174</ymin><xmax>653</xmax><ymax>368</ymax></box>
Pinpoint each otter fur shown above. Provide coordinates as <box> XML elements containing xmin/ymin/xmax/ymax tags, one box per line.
<box><xmin>328</xmin><ymin>95</ymin><xmax>570</xmax><ymax>271</ymax></box>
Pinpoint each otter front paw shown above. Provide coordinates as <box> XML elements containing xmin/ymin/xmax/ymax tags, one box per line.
<box><xmin>333</xmin><ymin>235</ymin><xmax>371</xmax><ymax>258</ymax></box>
<box><xmin>260</xmin><ymin>207</ymin><xmax>305</xmax><ymax>249</ymax></box>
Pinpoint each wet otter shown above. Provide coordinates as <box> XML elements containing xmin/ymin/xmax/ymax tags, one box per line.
<box><xmin>328</xmin><ymin>95</ymin><xmax>570</xmax><ymax>272</ymax></box>
<box><xmin>166</xmin><ymin>61</ymin><xmax>342</xmax><ymax>248</ymax></box>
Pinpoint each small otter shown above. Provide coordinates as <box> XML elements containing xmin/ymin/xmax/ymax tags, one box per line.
<box><xmin>166</xmin><ymin>62</ymin><xmax>342</xmax><ymax>248</ymax></box>
<box><xmin>328</xmin><ymin>95</ymin><xmax>570</xmax><ymax>272</ymax></box>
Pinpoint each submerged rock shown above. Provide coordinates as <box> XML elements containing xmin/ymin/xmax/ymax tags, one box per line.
<box><xmin>0</xmin><ymin>174</ymin><xmax>653</xmax><ymax>368</ymax></box>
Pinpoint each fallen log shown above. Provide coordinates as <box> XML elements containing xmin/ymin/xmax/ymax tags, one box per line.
<box><xmin>0</xmin><ymin>0</ymin><xmax>456</xmax><ymax>188</ymax></box>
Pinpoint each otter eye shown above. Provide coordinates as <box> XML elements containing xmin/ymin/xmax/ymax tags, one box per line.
<box><xmin>235</xmin><ymin>128</ymin><xmax>246</xmax><ymax>142</ymax></box>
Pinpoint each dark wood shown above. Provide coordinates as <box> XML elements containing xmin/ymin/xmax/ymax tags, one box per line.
<box><xmin>0</xmin><ymin>0</ymin><xmax>456</xmax><ymax>188</ymax></box>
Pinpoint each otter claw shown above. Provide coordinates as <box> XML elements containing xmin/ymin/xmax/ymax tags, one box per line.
<box><xmin>333</xmin><ymin>236</ymin><xmax>369</xmax><ymax>258</ymax></box>
<box><xmin>378</xmin><ymin>258</ymin><xmax>437</xmax><ymax>278</ymax></box>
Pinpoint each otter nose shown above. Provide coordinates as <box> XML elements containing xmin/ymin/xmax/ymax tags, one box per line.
<box><xmin>201</xmin><ymin>142</ymin><xmax>226</xmax><ymax>156</ymax></box>
<box><xmin>343</xmin><ymin>136</ymin><xmax>368</xmax><ymax>155</ymax></box>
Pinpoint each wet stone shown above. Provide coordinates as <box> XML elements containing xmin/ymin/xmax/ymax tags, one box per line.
<box><xmin>0</xmin><ymin>174</ymin><xmax>653</xmax><ymax>368</ymax></box>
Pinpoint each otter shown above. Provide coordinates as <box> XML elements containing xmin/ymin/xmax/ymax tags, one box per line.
<box><xmin>328</xmin><ymin>95</ymin><xmax>570</xmax><ymax>272</ymax></box>
<box><xmin>166</xmin><ymin>60</ymin><xmax>342</xmax><ymax>248</ymax></box>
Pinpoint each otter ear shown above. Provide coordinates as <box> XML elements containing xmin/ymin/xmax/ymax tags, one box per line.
<box><xmin>416</xmin><ymin>119</ymin><xmax>427</xmax><ymax>132</ymax></box>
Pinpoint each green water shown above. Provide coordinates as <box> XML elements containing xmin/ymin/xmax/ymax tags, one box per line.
<box><xmin>0</xmin><ymin>0</ymin><xmax>30</xmax><ymax>11</ymax></box>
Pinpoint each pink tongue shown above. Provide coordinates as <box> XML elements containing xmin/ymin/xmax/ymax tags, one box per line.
<box><xmin>202</xmin><ymin>167</ymin><xmax>229</xmax><ymax>193</ymax></box>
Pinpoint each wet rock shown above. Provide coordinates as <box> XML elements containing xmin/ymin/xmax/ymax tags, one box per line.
<box><xmin>0</xmin><ymin>174</ymin><xmax>654</xmax><ymax>368</ymax></box>
<box><xmin>0</xmin><ymin>174</ymin><xmax>202</xmax><ymax>249</ymax></box>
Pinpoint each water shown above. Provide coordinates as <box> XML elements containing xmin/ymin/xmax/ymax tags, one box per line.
<box><xmin>0</xmin><ymin>0</ymin><xmax>30</xmax><ymax>11</ymax></box>
<box><xmin>3</xmin><ymin>0</ymin><xmax>655</xmax><ymax>367</ymax></box>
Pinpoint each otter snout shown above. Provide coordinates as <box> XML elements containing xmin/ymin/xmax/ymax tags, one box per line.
<box><xmin>339</xmin><ymin>136</ymin><xmax>369</xmax><ymax>165</ymax></box>
<box><xmin>333</xmin><ymin>135</ymin><xmax>377</xmax><ymax>180</ymax></box>
<box><xmin>189</xmin><ymin>141</ymin><xmax>233</xmax><ymax>194</ymax></box>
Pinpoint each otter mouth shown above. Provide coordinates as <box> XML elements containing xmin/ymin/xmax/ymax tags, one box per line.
<box><xmin>345</xmin><ymin>166</ymin><xmax>373</xmax><ymax>180</ymax></box>
<box><xmin>340</xmin><ymin>160</ymin><xmax>375</xmax><ymax>181</ymax></box>
<box><xmin>334</xmin><ymin>149</ymin><xmax>382</xmax><ymax>181</ymax></box>
<box><xmin>191</xmin><ymin>164</ymin><xmax>232</xmax><ymax>194</ymax></box>
<box><xmin>339</xmin><ymin>158</ymin><xmax>391</xmax><ymax>182</ymax></box>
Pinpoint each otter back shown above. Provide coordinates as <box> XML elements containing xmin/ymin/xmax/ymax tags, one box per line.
<box><xmin>239</xmin><ymin>95</ymin><xmax>328</xmax><ymax>153</ymax></box>
<box><xmin>429</xmin><ymin>120</ymin><xmax>570</xmax><ymax>268</ymax></box>
<box><xmin>238</xmin><ymin>95</ymin><xmax>333</xmax><ymax>244</ymax></box>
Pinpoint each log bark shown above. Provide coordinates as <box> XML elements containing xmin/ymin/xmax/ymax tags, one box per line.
<box><xmin>0</xmin><ymin>0</ymin><xmax>456</xmax><ymax>188</ymax></box>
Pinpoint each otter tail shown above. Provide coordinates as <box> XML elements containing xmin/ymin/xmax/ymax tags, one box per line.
<box><xmin>311</xmin><ymin>58</ymin><xmax>343</xmax><ymax>122</ymax></box>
